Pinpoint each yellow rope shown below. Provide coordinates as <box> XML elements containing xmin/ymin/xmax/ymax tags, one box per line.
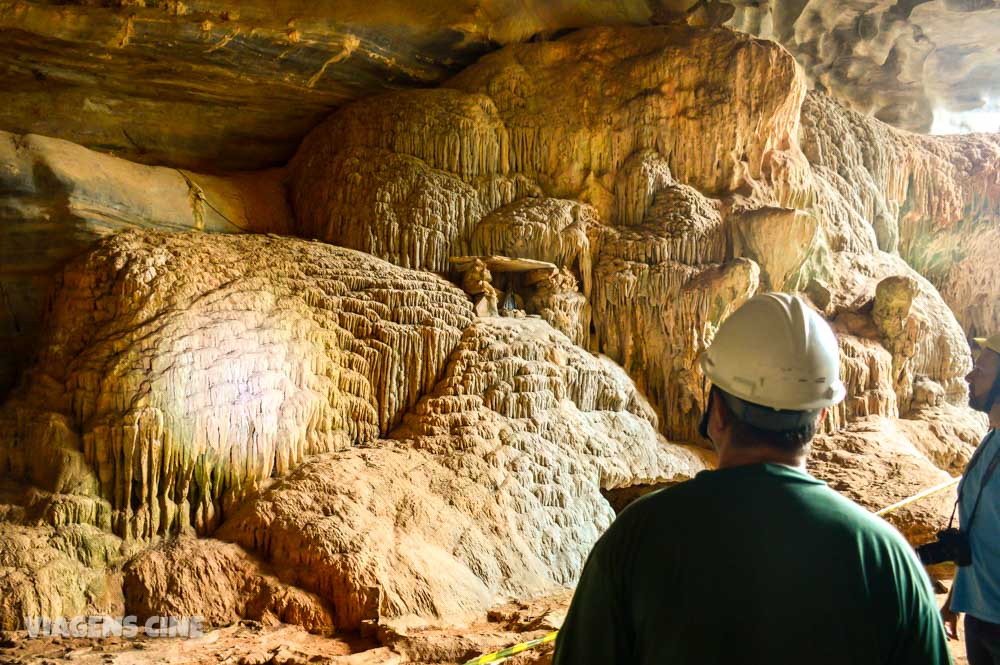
<box><xmin>462</xmin><ymin>631</ymin><xmax>559</xmax><ymax>665</ymax></box>
<box><xmin>874</xmin><ymin>477</ymin><xmax>961</xmax><ymax>517</ymax></box>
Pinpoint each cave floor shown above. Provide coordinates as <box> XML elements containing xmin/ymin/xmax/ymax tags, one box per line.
<box><xmin>0</xmin><ymin>592</ymin><xmax>568</xmax><ymax>665</ymax></box>
<box><xmin>0</xmin><ymin>589</ymin><xmax>965</xmax><ymax>664</ymax></box>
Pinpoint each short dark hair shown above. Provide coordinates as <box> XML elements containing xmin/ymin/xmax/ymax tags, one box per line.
<box><xmin>713</xmin><ymin>386</ymin><xmax>819</xmax><ymax>453</ymax></box>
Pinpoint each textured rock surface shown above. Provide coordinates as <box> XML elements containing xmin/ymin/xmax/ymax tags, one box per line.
<box><xmin>801</xmin><ymin>92</ymin><xmax>1000</xmax><ymax>337</ymax></box>
<box><xmin>0</xmin><ymin>523</ymin><xmax>125</xmax><ymax>631</ymax></box>
<box><xmin>4</xmin><ymin>0</ymin><xmax>999</xmax><ymax>172</ymax></box>
<box><xmin>286</xmin><ymin>24</ymin><xmax>986</xmax><ymax>448</ymax></box>
<box><xmin>809</xmin><ymin>416</ymin><xmax>974</xmax><ymax>545</ymax></box>
<box><xmin>0</xmin><ymin>228</ymin><xmax>706</xmax><ymax>631</ymax></box>
<box><xmin>220</xmin><ymin>316</ymin><xmax>708</xmax><ymax>629</ymax></box>
<box><xmin>289</xmin><ymin>25</ymin><xmax>807</xmax><ymax>442</ymax></box>
<box><xmin>291</xmin><ymin>25</ymin><xmax>807</xmax><ymax>228</ymax></box>
<box><xmin>0</xmin><ymin>131</ymin><xmax>293</xmax><ymax>397</ymax></box>
<box><xmin>122</xmin><ymin>538</ymin><xmax>335</xmax><ymax>632</ymax></box>
<box><xmin>1</xmin><ymin>230</ymin><xmax>473</xmax><ymax>539</ymax></box>
<box><xmin>0</xmin><ymin>480</ymin><xmax>126</xmax><ymax>631</ymax></box>
<box><xmin>0</xmin><ymin>0</ymin><xmax>688</xmax><ymax>171</ymax></box>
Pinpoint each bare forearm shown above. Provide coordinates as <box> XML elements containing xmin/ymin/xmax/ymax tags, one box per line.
<box><xmin>944</xmin><ymin>581</ymin><xmax>955</xmax><ymax>612</ymax></box>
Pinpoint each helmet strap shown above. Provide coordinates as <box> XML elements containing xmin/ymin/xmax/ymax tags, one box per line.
<box><xmin>698</xmin><ymin>387</ymin><xmax>716</xmax><ymax>441</ymax></box>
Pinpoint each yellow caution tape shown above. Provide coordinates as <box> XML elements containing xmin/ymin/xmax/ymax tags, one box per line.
<box><xmin>875</xmin><ymin>477</ymin><xmax>961</xmax><ymax>517</ymax></box>
<box><xmin>462</xmin><ymin>630</ymin><xmax>558</xmax><ymax>665</ymax></box>
<box><xmin>461</xmin><ymin>477</ymin><xmax>960</xmax><ymax>665</ymax></box>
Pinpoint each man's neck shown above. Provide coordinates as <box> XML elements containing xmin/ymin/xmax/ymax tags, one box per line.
<box><xmin>717</xmin><ymin>445</ymin><xmax>807</xmax><ymax>470</ymax></box>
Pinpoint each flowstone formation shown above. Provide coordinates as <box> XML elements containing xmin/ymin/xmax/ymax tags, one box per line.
<box><xmin>221</xmin><ymin>316</ymin><xmax>706</xmax><ymax>630</ymax></box>
<box><xmin>0</xmin><ymin>229</ymin><xmax>705</xmax><ymax>631</ymax></box>
<box><xmin>2</xmin><ymin>230</ymin><xmax>474</xmax><ymax>541</ymax></box>
<box><xmin>288</xmin><ymin>24</ymin><xmax>981</xmax><ymax>446</ymax></box>
<box><xmin>0</xmin><ymin>20</ymin><xmax>995</xmax><ymax>655</ymax></box>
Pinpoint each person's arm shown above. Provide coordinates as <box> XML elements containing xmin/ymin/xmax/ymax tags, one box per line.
<box><xmin>941</xmin><ymin>582</ymin><xmax>960</xmax><ymax>640</ymax></box>
<box><xmin>888</xmin><ymin>549</ymin><xmax>954</xmax><ymax>665</ymax></box>
<box><xmin>551</xmin><ymin>535</ymin><xmax>633</xmax><ymax>665</ymax></box>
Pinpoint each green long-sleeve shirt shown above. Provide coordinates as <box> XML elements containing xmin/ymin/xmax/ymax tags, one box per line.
<box><xmin>553</xmin><ymin>463</ymin><xmax>951</xmax><ymax>665</ymax></box>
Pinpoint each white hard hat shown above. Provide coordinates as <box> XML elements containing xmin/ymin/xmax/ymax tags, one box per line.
<box><xmin>700</xmin><ymin>292</ymin><xmax>846</xmax><ymax>411</ymax></box>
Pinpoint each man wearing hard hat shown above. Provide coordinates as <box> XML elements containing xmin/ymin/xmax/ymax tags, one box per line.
<box><xmin>553</xmin><ymin>293</ymin><xmax>950</xmax><ymax>665</ymax></box>
<box><xmin>939</xmin><ymin>333</ymin><xmax>1000</xmax><ymax>664</ymax></box>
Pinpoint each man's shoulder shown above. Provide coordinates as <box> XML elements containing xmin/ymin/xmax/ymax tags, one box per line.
<box><xmin>598</xmin><ymin>478</ymin><xmax>705</xmax><ymax>544</ymax></box>
<box><xmin>802</xmin><ymin>480</ymin><xmax>912</xmax><ymax>542</ymax></box>
<box><xmin>615</xmin><ymin>472</ymin><xmax>711</xmax><ymax>518</ymax></box>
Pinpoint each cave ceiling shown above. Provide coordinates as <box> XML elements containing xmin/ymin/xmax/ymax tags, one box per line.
<box><xmin>1</xmin><ymin>0</ymin><xmax>997</xmax><ymax>171</ymax></box>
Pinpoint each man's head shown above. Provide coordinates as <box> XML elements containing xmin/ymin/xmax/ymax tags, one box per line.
<box><xmin>968</xmin><ymin>333</ymin><xmax>1000</xmax><ymax>415</ymax></box>
<box><xmin>701</xmin><ymin>385</ymin><xmax>824</xmax><ymax>456</ymax></box>
<box><xmin>699</xmin><ymin>293</ymin><xmax>845</xmax><ymax>464</ymax></box>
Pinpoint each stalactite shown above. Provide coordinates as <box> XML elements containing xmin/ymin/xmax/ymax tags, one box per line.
<box><xmin>801</xmin><ymin>91</ymin><xmax>1000</xmax><ymax>334</ymax></box>
<box><xmin>591</xmin><ymin>257</ymin><xmax>760</xmax><ymax>443</ymax></box>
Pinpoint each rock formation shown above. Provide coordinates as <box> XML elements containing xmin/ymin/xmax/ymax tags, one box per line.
<box><xmin>729</xmin><ymin>0</ymin><xmax>1000</xmax><ymax>133</ymax></box>
<box><xmin>0</xmin><ymin>19</ymin><xmax>996</xmax><ymax>663</ymax></box>
<box><xmin>1</xmin><ymin>230</ymin><xmax>474</xmax><ymax>540</ymax></box>
<box><xmin>801</xmin><ymin>92</ymin><xmax>1000</xmax><ymax>338</ymax></box>
<box><xmin>122</xmin><ymin>538</ymin><xmax>335</xmax><ymax>632</ymax></box>
<box><xmin>0</xmin><ymin>229</ymin><xmax>705</xmax><ymax>630</ymax></box>
<box><xmin>5</xmin><ymin>0</ymin><xmax>999</xmax><ymax>170</ymax></box>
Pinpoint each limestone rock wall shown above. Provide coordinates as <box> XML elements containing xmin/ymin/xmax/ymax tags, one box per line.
<box><xmin>0</xmin><ymin>0</ymin><xmax>696</xmax><ymax>171</ymax></box>
<box><xmin>4</xmin><ymin>0</ymin><xmax>1000</xmax><ymax>174</ymax></box>
<box><xmin>287</xmin><ymin>25</ymin><xmax>814</xmax><ymax>443</ymax></box>
<box><xmin>728</xmin><ymin>0</ymin><xmax>1000</xmax><ymax>134</ymax></box>
<box><xmin>0</xmin><ymin>229</ymin><xmax>706</xmax><ymax>629</ymax></box>
<box><xmin>291</xmin><ymin>26</ymin><xmax>809</xmax><ymax>232</ymax></box>
<box><xmin>0</xmin><ymin>20</ymin><xmax>996</xmax><ymax>639</ymax></box>
<box><xmin>286</xmin><ymin>23</ymin><xmax>985</xmax><ymax>445</ymax></box>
